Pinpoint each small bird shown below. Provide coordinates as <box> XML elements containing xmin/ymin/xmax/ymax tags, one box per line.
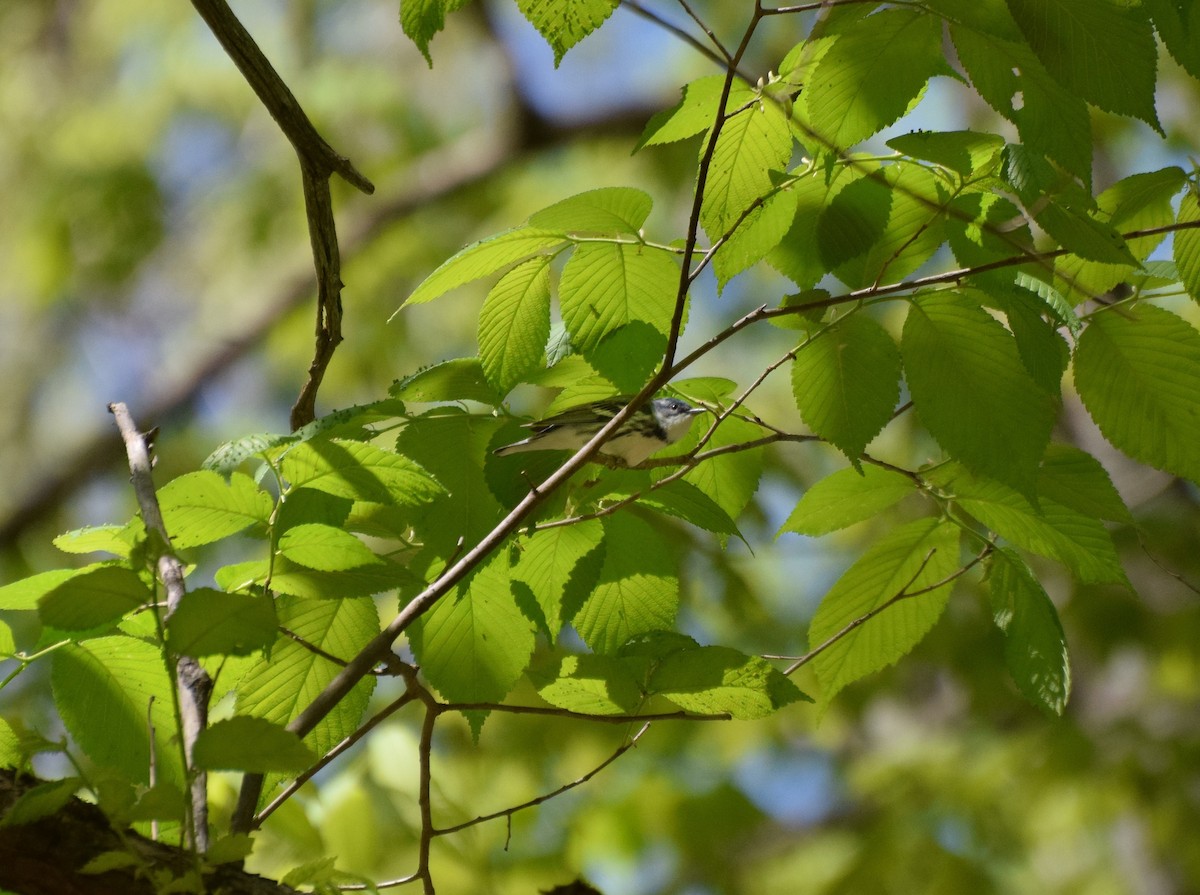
<box><xmin>493</xmin><ymin>397</ymin><xmax>705</xmax><ymax>467</ymax></box>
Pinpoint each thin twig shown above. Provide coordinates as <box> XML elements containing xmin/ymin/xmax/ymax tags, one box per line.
<box><xmin>434</xmin><ymin>723</ymin><xmax>652</xmax><ymax>837</ymax></box>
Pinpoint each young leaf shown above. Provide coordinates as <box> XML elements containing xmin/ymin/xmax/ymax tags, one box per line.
<box><xmin>37</xmin><ymin>566</ymin><xmax>151</xmax><ymax>631</ymax></box>
<box><xmin>648</xmin><ymin>646</ymin><xmax>810</xmax><ymax>719</ymax></box>
<box><xmin>803</xmin><ymin>7</ymin><xmax>944</xmax><ymax>148</ymax></box>
<box><xmin>216</xmin><ymin>556</ymin><xmax>416</xmax><ymax>600</ymax></box>
<box><xmin>792</xmin><ymin>313</ymin><xmax>901</xmax><ymax>464</ymax></box>
<box><xmin>559</xmin><ymin>242</ymin><xmax>679</xmax><ymax>353</ymax></box>
<box><xmin>409</xmin><ymin>553</ymin><xmax>536</xmax><ymax>705</ymax></box>
<box><xmin>400</xmin><ymin>0</ymin><xmax>468</xmax><ymax>65</ymax></box>
<box><xmin>401</xmin><ymin>227</ymin><xmax>569</xmax><ymax>307</ymax></box>
<box><xmin>1073</xmin><ymin>304</ymin><xmax>1200</xmax><ymax>485</ymax></box>
<box><xmin>528</xmin><ymin>187</ymin><xmax>653</xmax><ymax>235</ymax></box>
<box><xmin>158</xmin><ymin>470</ymin><xmax>273</xmax><ymax>549</ymax></box>
<box><xmin>478</xmin><ymin>257</ymin><xmax>552</xmax><ymax>393</ymax></box>
<box><xmin>809</xmin><ymin>518</ymin><xmax>961</xmax><ymax>707</ymax></box>
<box><xmin>277</xmin><ymin>523</ymin><xmax>382</xmax><ymax>572</ymax></box>
<box><xmin>988</xmin><ymin>549</ymin><xmax>1071</xmax><ymax>715</ymax></box>
<box><xmin>1</xmin><ymin>777</ymin><xmax>82</xmax><ymax>827</ymax></box>
<box><xmin>193</xmin><ymin>716</ymin><xmax>315</xmax><ymax>774</ymax></box>
<box><xmin>902</xmin><ymin>292</ymin><xmax>1057</xmax><ymax>498</ymax></box>
<box><xmin>51</xmin><ymin>636</ymin><xmax>182</xmax><ymax>786</ymax></box>
<box><xmin>573</xmin><ymin>515</ymin><xmax>679</xmax><ymax>654</ymax></box>
<box><xmin>778</xmin><ymin>464</ymin><xmax>916</xmax><ymax>537</ymax></box>
<box><xmin>166</xmin><ymin>588</ymin><xmax>277</xmax><ymax>657</ymax></box>
<box><xmin>281</xmin><ymin>439</ymin><xmax>445</xmax><ymax>506</ymax></box>
<box><xmin>514</xmin><ymin>0</ymin><xmax>619</xmax><ymax>67</ymax></box>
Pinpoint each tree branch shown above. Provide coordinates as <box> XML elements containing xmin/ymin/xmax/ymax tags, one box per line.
<box><xmin>189</xmin><ymin>0</ymin><xmax>374</xmax><ymax>431</ymax></box>
<box><xmin>108</xmin><ymin>403</ymin><xmax>211</xmax><ymax>852</ymax></box>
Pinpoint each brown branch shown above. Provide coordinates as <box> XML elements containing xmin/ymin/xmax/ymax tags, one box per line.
<box><xmin>108</xmin><ymin>403</ymin><xmax>211</xmax><ymax>852</ymax></box>
<box><xmin>189</xmin><ymin>0</ymin><xmax>374</xmax><ymax>431</ymax></box>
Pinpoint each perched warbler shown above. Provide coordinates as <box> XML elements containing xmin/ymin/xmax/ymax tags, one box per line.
<box><xmin>493</xmin><ymin>397</ymin><xmax>705</xmax><ymax>466</ymax></box>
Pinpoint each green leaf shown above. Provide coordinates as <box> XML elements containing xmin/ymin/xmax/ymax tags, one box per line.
<box><xmin>712</xmin><ymin>187</ymin><xmax>799</xmax><ymax>292</ymax></box>
<box><xmin>804</xmin><ymin>8</ymin><xmax>943</xmax><ymax>148</ymax></box>
<box><xmin>52</xmin><ymin>525</ymin><xmax>134</xmax><ymax>558</ymax></box>
<box><xmin>951</xmin><ymin>26</ymin><xmax>1091</xmax><ymax>180</ymax></box>
<box><xmin>399</xmin><ymin>0</ymin><xmax>466</xmax><ymax>65</ymax></box>
<box><xmin>809</xmin><ymin>518</ymin><xmax>961</xmax><ymax>707</ymax></box>
<box><xmin>767</xmin><ymin>169</ymin><xmax>836</xmax><ymax>289</ymax></box>
<box><xmin>779</xmin><ymin>464</ymin><xmax>916</xmax><ymax>537</ymax></box>
<box><xmin>819</xmin><ymin>163</ymin><xmax>947</xmax><ymax>289</ymax></box>
<box><xmin>401</xmin><ymin>227</ymin><xmax>569</xmax><ymax>307</ymax></box>
<box><xmin>682</xmin><ymin>413</ymin><xmax>764</xmax><ymax>521</ymax></box>
<box><xmin>0</xmin><ymin>567</ymin><xmax>89</xmax><ymax>610</ymax></box>
<box><xmin>203</xmin><ymin>432</ymin><xmax>293</xmax><ymax>475</ymax></box>
<box><xmin>701</xmin><ymin>85</ymin><xmax>793</xmax><ymax>238</ymax></box>
<box><xmin>512</xmin><ymin>520</ymin><xmax>604</xmax><ymax>636</ymax></box>
<box><xmin>792</xmin><ymin>313</ymin><xmax>901</xmax><ymax>463</ymax></box>
<box><xmin>236</xmin><ymin>597</ymin><xmax>378</xmax><ymax>760</ymax></box>
<box><xmin>1074</xmin><ymin>304</ymin><xmax>1200</xmax><ymax>485</ymax></box>
<box><xmin>514</xmin><ymin>0</ymin><xmax>620</xmax><ymax>66</ymax></box>
<box><xmin>1146</xmin><ymin>0</ymin><xmax>1200</xmax><ymax>80</ymax></box>
<box><xmin>928</xmin><ymin>462</ymin><xmax>1125</xmax><ymax>584</ymax></box>
<box><xmin>166</xmin><ymin>588</ymin><xmax>277</xmax><ymax>657</ymax></box>
<box><xmin>887</xmin><ymin>130</ymin><xmax>1005</xmax><ymax>179</ymax></box>
<box><xmin>637</xmin><ymin>76</ymin><xmax>724</xmax><ymax>149</ymax></box>
<box><xmin>1038</xmin><ymin>444</ymin><xmax>1132</xmax><ymax>524</ymax></box>
<box><xmin>51</xmin><ymin>636</ymin><xmax>182</xmax><ymax>785</ymax></box>
<box><xmin>478</xmin><ymin>258</ymin><xmax>552</xmax><ymax>393</ymax></box>
<box><xmin>281</xmin><ymin>439</ymin><xmax>444</xmax><ymax>506</ymax></box>
<box><xmin>398</xmin><ymin>411</ymin><xmax>506</xmax><ymax>554</ymax></box>
<box><xmin>216</xmin><ymin>556</ymin><xmax>416</xmax><ymax>600</ymax></box>
<box><xmin>902</xmin><ymin>293</ymin><xmax>1057</xmax><ymax>497</ymax></box>
<box><xmin>278</xmin><ymin>523</ymin><xmax>381</xmax><ymax>572</ymax></box>
<box><xmin>559</xmin><ymin>242</ymin><xmax>679</xmax><ymax>353</ymax></box>
<box><xmin>988</xmin><ymin>549</ymin><xmax>1071</xmax><ymax>715</ymax></box>
<box><xmin>410</xmin><ymin>553</ymin><xmax>535</xmax><ymax>704</ymax></box>
<box><xmin>1174</xmin><ymin>189</ymin><xmax>1200</xmax><ymax>306</ymax></box>
<box><xmin>532</xmin><ymin>654</ymin><xmax>644</xmax><ymax>715</ymax></box>
<box><xmin>37</xmin><ymin>566</ymin><xmax>151</xmax><ymax>631</ymax></box>
<box><xmin>390</xmin><ymin>357</ymin><xmax>502</xmax><ymax>404</ymax></box>
<box><xmin>158</xmin><ymin>470</ymin><xmax>273</xmax><ymax>549</ymax></box>
<box><xmin>648</xmin><ymin>646</ymin><xmax>810</xmax><ymax>719</ymax></box>
<box><xmin>993</xmin><ymin>288</ymin><xmax>1070</xmax><ymax>395</ymax></box>
<box><xmin>573</xmin><ymin>515</ymin><xmax>678</xmax><ymax>654</ymax></box>
<box><xmin>1006</xmin><ymin>0</ymin><xmax>1159</xmax><ymax>130</ymax></box>
<box><xmin>1</xmin><ymin>777</ymin><xmax>82</xmax><ymax>827</ymax></box>
<box><xmin>635</xmin><ymin>479</ymin><xmax>743</xmax><ymax>541</ymax></box>
<box><xmin>193</xmin><ymin>716</ymin><xmax>315</xmax><ymax>774</ymax></box>
<box><xmin>528</xmin><ymin>187</ymin><xmax>653</xmax><ymax>235</ymax></box>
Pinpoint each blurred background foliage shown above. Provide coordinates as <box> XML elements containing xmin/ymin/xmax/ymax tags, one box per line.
<box><xmin>1</xmin><ymin>1</ymin><xmax>1198</xmax><ymax>893</ymax></box>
